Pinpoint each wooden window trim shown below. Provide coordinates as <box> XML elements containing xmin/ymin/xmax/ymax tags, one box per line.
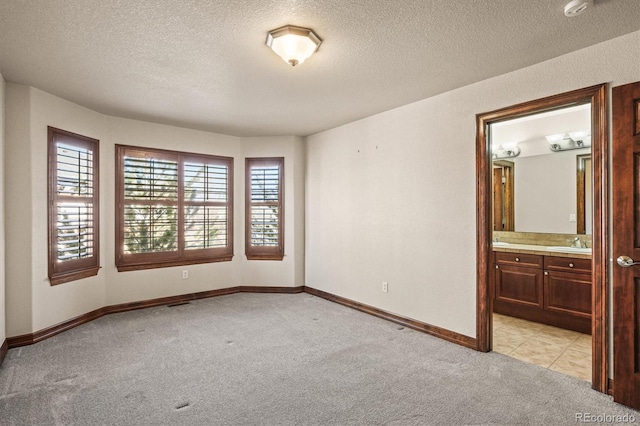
<box><xmin>245</xmin><ymin>157</ymin><xmax>284</xmax><ymax>261</ymax></box>
<box><xmin>48</xmin><ymin>127</ymin><xmax>100</xmax><ymax>285</ymax></box>
<box><xmin>115</xmin><ymin>145</ymin><xmax>233</xmax><ymax>272</ymax></box>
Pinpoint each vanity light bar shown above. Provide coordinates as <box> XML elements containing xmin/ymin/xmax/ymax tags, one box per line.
<box><xmin>492</xmin><ymin>145</ymin><xmax>521</xmax><ymax>160</ymax></box>
<box><xmin>546</xmin><ymin>131</ymin><xmax>591</xmax><ymax>152</ymax></box>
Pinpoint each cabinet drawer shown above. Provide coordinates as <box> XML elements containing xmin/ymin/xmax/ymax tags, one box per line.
<box><xmin>495</xmin><ymin>252</ymin><xmax>543</xmax><ymax>268</ymax></box>
<box><xmin>544</xmin><ymin>256</ymin><xmax>591</xmax><ymax>274</ymax></box>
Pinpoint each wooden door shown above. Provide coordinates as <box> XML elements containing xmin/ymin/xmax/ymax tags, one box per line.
<box><xmin>612</xmin><ymin>81</ymin><xmax>640</xmax><ymax>409</ymax></box>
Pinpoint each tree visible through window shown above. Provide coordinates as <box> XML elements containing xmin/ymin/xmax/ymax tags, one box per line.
<box><xmin>245</xmin><ymin>157</ymin><xmax>284</xmax><ymax>260</ymax></box>
<box><xmin>184</xmin><ymin>160</ymin><xmax>230</xmax><ymax>250</ymax></box>
<box><xmin>48</xmin><ymin>127</ymin><xmax>100</xmax><ymax>285</ymax></box>
<box><xmin>116</xmin><ymin>145</ymin><xmax>233</xmax><ymax>271</ymax></box>
<box><xmin>122</xmin><ymin>154</ymin><xmax>179</xmax><ymax>254</ymax></box>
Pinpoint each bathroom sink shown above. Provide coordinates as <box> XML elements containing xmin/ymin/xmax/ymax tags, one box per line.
<box><xmin>546</xmin><ymin>246</ymin><xmax>592</xmax><ymax>254</ymax></box>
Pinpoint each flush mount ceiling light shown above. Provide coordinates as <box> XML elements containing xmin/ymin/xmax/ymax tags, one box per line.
<box><xmin>266</xmin><ymin>25</ymin><xmax>322</xmax><ymax>66</ymax></box>
<box><xmin>564</xmin><ymin>0</ymin><xmax>593</xmax><ymax>17</ymax></box>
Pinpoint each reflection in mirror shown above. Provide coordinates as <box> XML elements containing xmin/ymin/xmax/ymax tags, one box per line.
<box><xmin>490</xmin><ymin>104</ymin><xmax>591</xmax><ymax>235</ymax></box>
<box><xmin>577</xmin><ymin>155</ymin><xmax>592</xmax><ymax>234</ymax></box>
<box><xmin>493</xmin><ymin>160</ymin><xmax>514</xmax><ymax>231</ymax></box>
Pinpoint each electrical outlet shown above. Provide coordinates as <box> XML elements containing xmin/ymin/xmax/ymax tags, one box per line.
<box><xmin>182</xmin><ymin>270</ymin><xmax>189</xmax><ymax>279</ymax></box>
<box><xmin>382</xmin><ymin>281</ymin><xmax>388</xmax><ymax>292</ymax></box>
<box><xmin>569</xmin><ymin>213</ymin><xmax>576</xmax><ymax>222</ymax></box>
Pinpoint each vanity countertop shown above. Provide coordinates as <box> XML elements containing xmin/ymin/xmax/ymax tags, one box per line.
<box><xmin>492</xmin><ymin>242</ymin><xmax>592</xmax><ymax>259</ymax></box>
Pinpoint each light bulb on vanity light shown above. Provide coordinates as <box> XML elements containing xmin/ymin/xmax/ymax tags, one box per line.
<box><xmin>545</xmin><ymin>133</ymin><xmax>565</xmax><ymax>151</ymax></box>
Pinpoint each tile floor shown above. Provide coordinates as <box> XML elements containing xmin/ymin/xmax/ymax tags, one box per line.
<box><xmin>493</xmin><ymin>313</ymin><xmax>592</xmax><ymax>382</ymax></box>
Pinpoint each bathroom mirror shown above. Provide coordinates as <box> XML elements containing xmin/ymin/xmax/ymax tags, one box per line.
<box><xmin>491</xmin><ymin>104</ymin><xmax>591</xmax><ymax>235</ymax></box>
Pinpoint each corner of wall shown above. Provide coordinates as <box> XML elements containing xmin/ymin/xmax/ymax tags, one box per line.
<box><xmin>293</xmin><ymin>136</ymin><xmax>306</xmax><ymax>286</ymax></box>
<box><xmin>238</xmin><ymin>135</ymin><xmax>305</xmax><ymax>287</ymax></box>
<box><xmin>4</xmin><ymin>83</ymin><xmax>34</xmax><ymax>336</ymax></box>
<box><xmin>0</xmin><ymin>72</ymin><xmax>6</xmax><ymax>347</ymax></box>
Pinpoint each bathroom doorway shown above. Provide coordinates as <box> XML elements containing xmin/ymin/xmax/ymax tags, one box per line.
<box><xmin>475</xmin><ymin>84</ymin><xmax>609</xmax><ymax>394</ymax></box>
<box><xmin>490</xmin><ymin>103</ymin><xmax>593</xmax><ymax>381</ymax></box>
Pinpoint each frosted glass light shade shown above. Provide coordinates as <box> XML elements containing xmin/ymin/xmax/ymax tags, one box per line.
<box><xmin>568</xmin><ymin>130</ymin><xmax>589</xmax><ymax>141</ymax></box>
<box><xmin>545</xmin><ymin>133</ymin><xmax>565</xmax><ymax>144</ymax></box>
<box><xmin>266</xmin><ymin>26</ymin><xmax>322</xmax><ymax>66</ymax></box>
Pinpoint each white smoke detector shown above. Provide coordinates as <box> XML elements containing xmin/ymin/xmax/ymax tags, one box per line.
<box><xmin>564</xmin><ymin>0</ymin><xmax>593</xmax><ymax>17</ymax></box>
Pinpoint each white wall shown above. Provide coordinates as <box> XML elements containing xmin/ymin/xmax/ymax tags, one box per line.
<box><xmin>4</xmin><ymin>87</ymin><xmax>304</xmax><ymax>335</ymax></box>
<box><xmin>5</xmin><ymin>84</ymin><xmax>34</xmax><ymax>336</ymax></box>
<box><xmin>239</xmin><ymin>136</ymin><xmax>306</xmax><ymax>288</ymax></box>
<box><xmin>102</xmin><ymin>116</ymin><xmax>242</xmax><ymax>306</ymax></box>
<box><xmin>305</xmin><ymin>30</ymin><xmax>640</xmax><ymax>338</ymax></box>
<box><xmin>29</xmin><ymin>88</ymin><xmax>109</xmax><ymax>333</ymax></box>
<box><xmin>0</xmin><ymin>72</ymin><xmax>5</xmax><ymax>346</ymax></box>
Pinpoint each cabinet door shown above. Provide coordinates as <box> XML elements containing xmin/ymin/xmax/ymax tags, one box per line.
<box><xmin>544</xmin><ymin>270</ymin><xmax>591</xmax><ymax>319</ymax></box>
<box><xmin>495</xmin><ymin>265</ymin><xmax>543</xmax><ymax>307</ymax></box>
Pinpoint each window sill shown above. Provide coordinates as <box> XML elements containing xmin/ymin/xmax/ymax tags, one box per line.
<box><xmin>245</xmin><ymin>254</ymin><xmax>284</xmax><ymax>261</ymax></box>
<box><xmin>49</xmin><ymin>266</ymin><xmax>101</xmax><ymax>286</ymax></box>
<box><xmin>116</xmin><ymin>256</ymin><xmax>233</xmax><ymax>272</ymax></box>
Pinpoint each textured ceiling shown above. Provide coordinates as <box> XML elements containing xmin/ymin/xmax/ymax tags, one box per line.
<box><xmin>1</xmin><ymin>0</ymin><xmax>639</xmax><ymax>137</ymax></box>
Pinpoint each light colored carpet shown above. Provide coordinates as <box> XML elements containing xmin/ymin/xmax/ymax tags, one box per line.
<box><xmin>0</xmin><ymin>293</ymin><xmax>636</xmax><ymax>425</ymax></box>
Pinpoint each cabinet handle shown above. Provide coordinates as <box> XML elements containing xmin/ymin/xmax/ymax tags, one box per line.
<box><xmin>496</xmin><ymin>265</ymin><xmax>499</xmax><ymax>269</ymax></box>
<box><xmin>569</xmin><ymin>263</ymin><xmax>574</xmax><ymax>268</ymax></box>
<box><xmin>515</xmin><ymin>257</ymin><xmax>520</xmax><ymax>262</ymax></box>
<box><xmin>544</xmin><ymin>271</ymin><xmax>549</xmax><ymax>276</ymax></box>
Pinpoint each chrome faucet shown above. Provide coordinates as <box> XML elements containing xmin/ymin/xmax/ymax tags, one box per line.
<box><xmin>571</xmin><ymin>237</ymin><xmax>583</xmax><ymax>248</ymax></box>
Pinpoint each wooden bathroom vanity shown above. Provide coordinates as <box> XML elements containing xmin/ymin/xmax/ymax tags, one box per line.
<box><xmin>492</xmin><ymin>246</ymin><xmax>591</xmax><ymax>334</ymax></box>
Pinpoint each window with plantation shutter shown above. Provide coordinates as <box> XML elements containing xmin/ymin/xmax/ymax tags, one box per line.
<box><xmin>184</xmin><ymin>159</ymin><xmax>230</xmax><ymax>250</ymax></box>
<box><xmin>116</xmin><ymin>145</ymin><xmax>233</xmax><ymax>271</ymax></box>
<box><xmin>245</xmin><ymin>158</ymin><xmax>284</xmax><ymax>260</ymax></box>
<box><xmin>48</xmin><ymin>127</ymin><xmax>100</xmax><ymax>285</ymax></box>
